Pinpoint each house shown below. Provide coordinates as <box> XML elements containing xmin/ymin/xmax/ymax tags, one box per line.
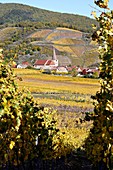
<box><xmin>76</xmin><ymin>67</ymin><xmax>99</xmax><ymax>78</ymax></box>
<box><xmin>34</xmin><ymin>59</ymin><xmax>58</xmax><ymax>70</ymax></box>
<box><xmin>34</xmin><ymin>47</ymin><xmax>58</xmax><ymax>70</ymax></box>
<box><xmin>56</xmin><ymin>66</ymin><xmax>68</xmax><ymax>74</ymax></box>
<box><xmin>17</xmin><ymin>61</ymin><xmax>31</xmax><ymax>68</ymax></box>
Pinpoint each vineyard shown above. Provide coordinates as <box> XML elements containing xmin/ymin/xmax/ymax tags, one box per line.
<box><xmin>0</xmin><ymin>27</ymin><xmax>19</xmax><ymax>41</ymax></box>
<box><xmin>0</xmin><ymin>0</ymin><xmax>113</xmax><ymax>169</ymax></box>
<box><xmin>14</xmin><ymin>68</ymin><xmax>100</xmax><ymax>151</ymax></box>
<box><xmin>30</xmin><ymin>29</ymin><xmax>53</xmax><ymax>39</ymax></box>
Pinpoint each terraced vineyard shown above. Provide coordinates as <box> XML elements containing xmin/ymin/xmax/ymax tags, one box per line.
<box><xmin>1</xmin><ymin>25</ymin><xmax>99</xmax><ymax>67</ymax></box>
<box><xmin>0</xmin><ymin>27</ymin><xmax>19</xmax><ymax>42</ymax></box>
<box><xmin>29</xmin><ymin>27</ymin><xmax>99</xmax><ymax>66</ymax></box>
<box><xmin>46</xmin><ymin>27</ymin><xmax>82</xmax><ymax>41</ymax></box>
<box><xmin>30</xmin><ymin>29</ymin><xmax>53</xmax><ymax>39</ymax></box>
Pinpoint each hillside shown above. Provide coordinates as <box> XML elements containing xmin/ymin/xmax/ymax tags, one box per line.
<box><xmin>0</xmin><ymin>3</ymin><xmax>99</xmax><ymax>67</ymax></box>
<box><xmin>0</xmin><ymin>3</ymin><xmax>98</xmax><ymax>33</ymax></box>
<box><xmin>0</xmin><ymin>26</ymin><xmax>99</xmax><ymax>67</ymax></box>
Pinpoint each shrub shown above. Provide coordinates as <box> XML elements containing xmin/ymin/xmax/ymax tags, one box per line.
<box><xmin>84</xmin><ymin>1</ymin><xmax>113</xmax><ymax>169</ymax></box>
<box><xmin>0</xmin><ymin>52</ymin><xmax>61</xmax><ymax>167</ymax></box>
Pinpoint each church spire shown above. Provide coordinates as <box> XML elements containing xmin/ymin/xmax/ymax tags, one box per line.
<box><xmin>52</xmin><ymin>46</ymin><xmax>58</xmax><ymax>66</ymax></box>
<box><xmin>52</xmin><ymin>46</ymin><xmax>57</xmax><ymax>60</ymax></box>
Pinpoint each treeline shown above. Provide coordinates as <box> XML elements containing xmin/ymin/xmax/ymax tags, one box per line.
<box><xmin>0</xmin><ymin>3</ymin><xmax>98</xmax><ymax>33</ymax></box>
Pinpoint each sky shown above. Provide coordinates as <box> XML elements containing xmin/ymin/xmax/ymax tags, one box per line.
<box><xmin>0</xmin><ymin>0</ymin><xmax>113</xmax><ymax>18</ymax></box>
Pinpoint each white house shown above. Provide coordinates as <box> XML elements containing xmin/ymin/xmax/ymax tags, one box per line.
<box><xmin>56</xmin><ymin>66</ymin><xmax>68</xmax><ymax>73</ymax></box>
<box><xmin>17</xmin><ymin>61</ymin><xmax>31</xmax><ymax>68</ymax></box>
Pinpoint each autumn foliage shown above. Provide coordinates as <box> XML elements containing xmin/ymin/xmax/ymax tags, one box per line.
<box><xmin>84</xmin><ymin>0</ymin><xmax>113</xmax><ymax>169</ymax></box>
<box><xmin>0</xmin><ymin>51</ymin><xmax>63</xmax><ymax>167</ymax></box>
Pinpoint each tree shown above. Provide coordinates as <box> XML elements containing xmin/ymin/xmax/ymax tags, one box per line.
<box><xmin>84</xmin><ymin>0</ymin><xmax>113</xmax><ymax>169</ymax></box>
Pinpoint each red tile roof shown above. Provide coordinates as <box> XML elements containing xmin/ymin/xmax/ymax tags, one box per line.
<box><xmin>22</xmin><ymin>61</ymin><xmax>30</xmax><ymax>65</ymax></box>
<box><xmin>46</xmin><ymin>60</ymin><xmax>55</xmax><ymax>65</ymax></box>
<box><xmin>34</xmin><ymin>60</ymin><xmax>55</xmax><ymax>66</ymax></box>
<box><xmin>34</xmin><ymin>60</ymin><xmax>48</xmax><ymax>65</ymax></box>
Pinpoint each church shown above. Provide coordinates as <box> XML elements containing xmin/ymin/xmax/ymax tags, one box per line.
<box><xmin>34</xmin><ymin>47</ymin><xmax>58</xmax><ymax>70</ymax></box>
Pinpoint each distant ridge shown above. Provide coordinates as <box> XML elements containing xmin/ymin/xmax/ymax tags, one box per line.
<box><xmin>0</xmin><ymin>3</ymin><xmax>98</xmax><ymax>33</ymax></box>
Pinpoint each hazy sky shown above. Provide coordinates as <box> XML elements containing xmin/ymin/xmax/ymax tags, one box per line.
<box><xmin>1</xmin><ymin>0</ymin><xmax>113</xmax><ymax>18</ymax></box>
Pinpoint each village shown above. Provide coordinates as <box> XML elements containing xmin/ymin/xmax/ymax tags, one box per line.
<box><xmin>16</xmin><ymin>47</ymin><xmax>99</xmax><ymax>78</ymax></box>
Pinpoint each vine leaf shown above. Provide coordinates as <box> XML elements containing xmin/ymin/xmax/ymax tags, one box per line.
<box><xmin>94</xmin><ymin>0</ymin><xmax>109</xmax><ymax>9</ymax></box>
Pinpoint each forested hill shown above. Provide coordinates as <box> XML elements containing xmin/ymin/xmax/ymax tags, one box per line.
<box><xmin>0</xmin><ymin>3</ymin><xmax>98</xmax><ymax>33</ymax></box>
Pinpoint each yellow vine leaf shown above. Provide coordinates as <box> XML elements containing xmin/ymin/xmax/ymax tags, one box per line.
<box><xmin>91</xmin><ymin>11</ymin><xmax>97</xmax><ymax>18</ymax></box>
<box><xmin>9</xmin><ymin>141</ymin><xmax>15</xmax><ymax>150</ymax></box>
<box><xmin>106</xmin><ymin>101</ymin><xmax>113</xmax><ymax>112</ymax></box>
<box><xmin>95</xmin><ymin>0</ymin><xmax>109</xmax><ymax>9</ymax></box>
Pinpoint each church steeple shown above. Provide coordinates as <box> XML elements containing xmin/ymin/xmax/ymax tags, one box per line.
<box><xmin>52</xmin><ymin>46</ymin><xmax>58</xmax><ymax>66</ymax></box>
<box><xmin>52</xmin><ymin>47</ymin><xmax>57</xmax><ymax>60</ymax></box>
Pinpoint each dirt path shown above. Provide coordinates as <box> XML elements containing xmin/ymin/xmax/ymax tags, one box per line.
<box><xmin>23</xmin><ymin>77</ymin><xmax>99</xmax><ymax>88</ymax></box>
